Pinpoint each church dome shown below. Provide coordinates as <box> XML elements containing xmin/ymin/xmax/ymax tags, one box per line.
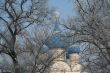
<box><xmin>68</xmin><ymin>47</ymin><xmax>80</xmax><ymax>54</ymax></box>
<box><xmin>45</xmin><ymin>10</ymin><xmax>70</xmax><ymax>49</ymax></box>
<box><xmin>66</xmin><ymin>46</ymin><xmax>80</xmax><ymax>59</ymax></box>
<box><xmin>45</xmin><ymin>34</ymin><xmax>69</xmax><ymax>49</ymax></box>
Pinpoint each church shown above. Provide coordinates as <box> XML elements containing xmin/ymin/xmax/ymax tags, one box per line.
<box><xmin>44</xmin><ymin>10</ymin><xmax>86</xmax><ymax>73</ymax></box>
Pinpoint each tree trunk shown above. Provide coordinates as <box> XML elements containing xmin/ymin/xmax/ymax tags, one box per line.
<box><xmin>10</xmin><ymin>36</ymin><xmax>21</xmax><ymax>73</ymax></box>
<box><xmin>9</xmin><ymin>52</ymin><xmax>21</xmax><ymax>73</ymax></box>
<box><xmin>14</xmin><ymin>61</ymin><xmax>21</xmax><ymax>73</ymax></box>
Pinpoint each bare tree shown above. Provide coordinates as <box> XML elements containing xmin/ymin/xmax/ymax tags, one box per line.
<box><xmin>62</xmin><ymin>0</ymin><xmax>110</xmax><ymax>73</ymax></box>
<box><xmin>19</xmin><ymin>25</ymin><xmax>55</xmax><ymax>73</ymax></box>
<box><xmin>0</xmin><ymin>0</ymin><xmax>48</xmax><ymax>73</ymax></box>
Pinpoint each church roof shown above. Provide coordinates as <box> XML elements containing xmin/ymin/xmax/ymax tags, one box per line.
<box><xmin>66</xmin><ymin>46</ymin><xmax>80</xmax><ymax>59</ymax></box>
<box><xmin>68</xmin><ymin>47</ymin><xmax>80</xmax><ymax>54</ymax></box>
<box><xmin>45</xmin><ymin>34</ymin><xmax>69</xmax><ymax>49</ymax></box>
<box><xmin>45</xmin><ymin>15</ymin><xmax>70</xmax><ymax>49</ymax></box>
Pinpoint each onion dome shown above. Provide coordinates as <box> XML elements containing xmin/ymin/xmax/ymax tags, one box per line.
<box><xmin>45</xmin><ymin>33</ymin><xmax>69</xmax><ymax>49</ymax></box>
<box><xmin>45</xmin><ymin>10</ymin><xmax>69</xmax><ymax>49</ymax></box>
<box><xmin>68</xmin><ymin>47</ymin><xmax>80</xmax><ymax>54</ymax></box>
<box><xmin>66</xmin><ymin>46</ymin><xmax>80</xmax><ymax>59</ymax></box>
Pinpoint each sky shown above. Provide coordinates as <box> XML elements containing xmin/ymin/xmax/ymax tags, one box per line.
<box><xmin>48</xmin><ymin>0</ymin><xmax>77</xmax><ymax>20</ymax></box>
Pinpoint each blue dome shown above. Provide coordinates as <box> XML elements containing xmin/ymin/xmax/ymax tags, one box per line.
<box><xmin>45</xmin><ymin>15</ymin><xmax>70</xmax><ymax>49</ymax></box>
<box><xmin>45</xmin><ymin>35</ymin><xmax>68</xmax><ymax>49</ymax></box>
<box><xmin>68</xmin><ymin>47</ymin><xmax>80</xmax><ymax>54</ymax></box>
<box><xmin>66</xmin><ymin>47</ymin><xmax>80</xmax><ymax>59</ymax></box>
